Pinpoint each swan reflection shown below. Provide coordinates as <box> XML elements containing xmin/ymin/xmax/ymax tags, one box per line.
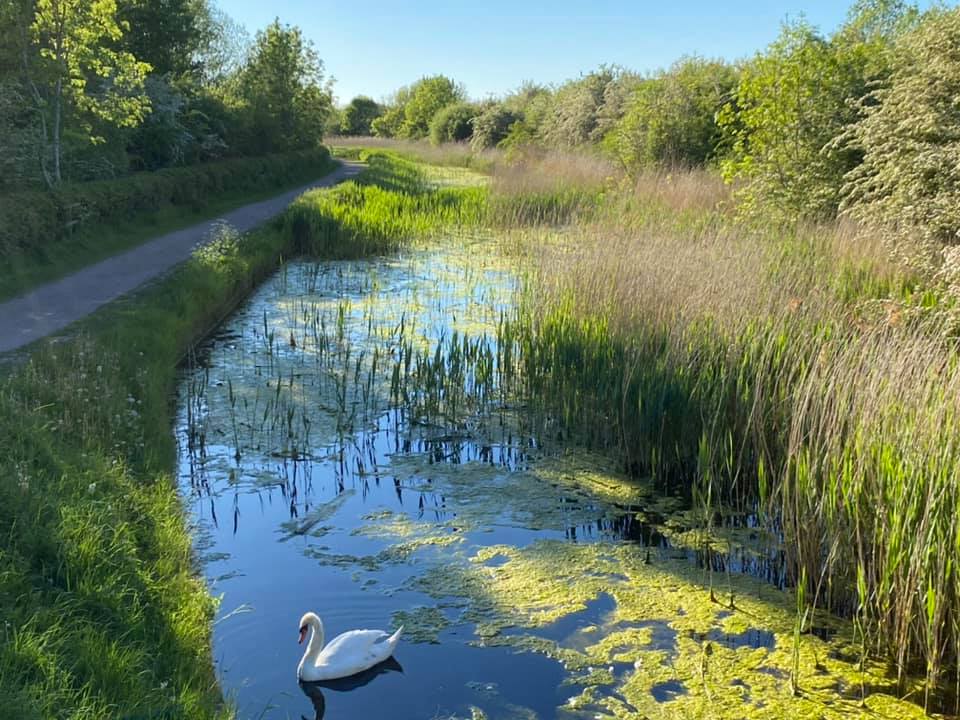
<box><xmin>299</xmin><ymin>656</ymin><xmax>404</xmax><ymax>719</ymax></box>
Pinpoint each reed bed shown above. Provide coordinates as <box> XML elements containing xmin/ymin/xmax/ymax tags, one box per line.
<box><xmin>479</xmin><ymin>153</ymin><xmax>959</xmax><ymax>705</ymax></box>
<box><xmin>486</xmin><ymin>150</ymin><xmax>615</xmax><ymax>227</ymax></box>
<box><xmin>284</xmin><ymin>153</ymin><xmax>486</xmax><ymax>257</ymax></box>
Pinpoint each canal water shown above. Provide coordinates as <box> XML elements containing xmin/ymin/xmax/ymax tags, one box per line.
<box><xmin>175</xmin><ymin>238</ymin><xmax>925</xmax><ymax>719</ymax></box>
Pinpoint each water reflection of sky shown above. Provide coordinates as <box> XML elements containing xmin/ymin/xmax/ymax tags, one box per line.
<box><xmin>176</xmin><ymin>245</ymin><xmax>600</xmax><ymax>719</ymax></box>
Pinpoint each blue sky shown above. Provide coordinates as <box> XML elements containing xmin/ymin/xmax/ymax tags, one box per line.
<box><xmin>218</xmin><ymin>1</ymin><xmax>917</xmax><ymax>104</ymax></box>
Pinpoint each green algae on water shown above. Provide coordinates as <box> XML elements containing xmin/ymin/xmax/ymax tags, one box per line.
<box><xmin>391</xmin><ymin>605</ymin><xmax>451</xmax><ymax>644</ymax></box>
<box><xmin>410</xmin><ymin>539</ymin><xmax>931</xmax><ymax>719</ymax></box>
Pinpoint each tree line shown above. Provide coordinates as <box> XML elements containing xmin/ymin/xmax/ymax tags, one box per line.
<box><xmin>0</xmin><ymin>0</ymin><xmax>332</xmax><ymax>190</ymax></box>
<box><xmin>333</xmin><ymin>0</ymin><xmax>960</xmax><ymax>253</ymax></box>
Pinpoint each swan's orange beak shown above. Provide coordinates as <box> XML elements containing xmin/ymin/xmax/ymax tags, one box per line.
<box><xmin>298</xmin><ymin>625</ymin><xmax>307</xmax><ymax>645</ymax></box>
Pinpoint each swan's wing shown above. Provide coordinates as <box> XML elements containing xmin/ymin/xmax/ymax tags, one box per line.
<box><xmin>317</xmin><ymin>629</ymin><xmax>389</xmax><ymax>661</ymax></box>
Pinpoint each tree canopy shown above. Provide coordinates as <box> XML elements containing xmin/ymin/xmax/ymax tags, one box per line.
<box><xmin>340</xmin><ymin>95</ymin><xmax>382</xmax><ymax>136</ymax></box>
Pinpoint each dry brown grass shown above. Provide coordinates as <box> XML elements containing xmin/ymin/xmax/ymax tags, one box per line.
<box><xmin>327</xmin><ymin>135</ymin><xmax>502</xmax><ymax>170</ymax></box>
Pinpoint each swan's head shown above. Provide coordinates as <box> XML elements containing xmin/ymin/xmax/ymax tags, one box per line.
<box><xmin>298</xmin><ymin>611</ymin><xmax>320</xmax><ymax>645</ymax></box>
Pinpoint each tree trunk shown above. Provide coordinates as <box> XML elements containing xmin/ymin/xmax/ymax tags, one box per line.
<box><xmin>52</xmin><ymin>75</ymin><xmax>62</xmax><ymax>184</ymax></box>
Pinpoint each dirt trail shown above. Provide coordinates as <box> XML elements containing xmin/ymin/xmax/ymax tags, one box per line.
<box><xmin>0</xmin><ymin>160</ymin><xmax>363</xmax><ymax>355</ymax></box>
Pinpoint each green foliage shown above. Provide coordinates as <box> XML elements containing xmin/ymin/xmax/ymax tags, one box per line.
<box><xmin>0</xmin><ymin>147</ymin><xmax>333</xmax><ymax>260</ymax></box>
<box><xmin>398</xmin><ymin>75</ymin><xmax>464</xmax><ymax>139</ymax></box>
<box><xmin>470</xmin><ymin>104</ymin><xmax>521</xmax><ymax>150</ymax></box>
<box><xmin>842</xmin><ymin>7</ymin><xmax>960</xmax><ymax>255</ymax></box>
<box><xmin>231</xmin><ymin>18</ymin><xmax>332</xmax><ymax>154</ymax></box>
<box><xmin>115</xmin><ymin>0</ymin><xmax>209</xmax><ymax>78</ymax></box>
<box><xmin>719</xmin><ymin>14</ymin><xmax>899</xmax><ymax>220</ymax></box>
<box><xmin>610</xmin><ymin>57</ymin><xmax>737</xmax><ymax>170</ymax></box>
<box><xmin>538</xmin><ymin>66</ymin><xmax>641</xmax><ymax>148</ymax></box>
<box><xmin>368</xmin><ymin>76</ymin><xmax>465</xmax><ymax>140</ymax></box>
<box><xmin>370</xmin><ymin>87</ymin><xmax>410</xmax><ymax>138</ymax></box>
<box><xmin>0</xmin><ymin>0</ymin><xmax>318</xmax><ymax>189</ymax></box>
<box><xmin>19</xmin><ymin>0</ymin><xmax>152</xmax><ymax>185</ymax></box>
<box><xmin>428</xmin><ymin>102</ymin><xmax>478</xmax><ymax>145</ymax></box>
<box><xmin>126</xmin><ymin>77</ymin><xmax>196</xmax><ymax>170</ymax></box>
<box><xmin>0</xmin><ymin>79</ymin><xmax>44</xmax><ymax>190</ymax></box>
<box><xmin>284</xmin><ymin>152</ymin><xmax>485</xmax><ymax>255</ymax></box>
<box><xmin>340</xmin><ymin>95</ymin><xmax>383</xmax><ymax>136</ymax></box>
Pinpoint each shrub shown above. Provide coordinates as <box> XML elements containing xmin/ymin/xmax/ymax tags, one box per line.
<box><xmin>610</xmin><ymin>57</ymin><xmax>737</xmax><ymax>171</ymax></box>
<box><xmin>379</xmin><ymin>76</ymin><xmax>465</xmax><ymax>140</ymax></box>
<box><xmin>719</xmin><ymin>3</ymin><xmax>911</xmax><ymax>221</ymax></box>
<box><xmin>429</xmin><ymin>103</ymin><xmax>478</xmax><ymax>145</ymax></box>
<box><xmin>340</xmin><ymin>96</ymin><xmax>383</xmax><ymax>136</ymax></box>
<box><xmin>842</xmin><ymin>7</ymin><xmax>960</xmax><ymax>273</ymax></box>
<box><xmin>538</xmin><ymin>67</ymin><xmax>641</xmax><ymax>148</ymax></box>
<box><xmin>470</xmin><ymin>105</ymin><xmax>522</xmax><ymax>151</ymax></box>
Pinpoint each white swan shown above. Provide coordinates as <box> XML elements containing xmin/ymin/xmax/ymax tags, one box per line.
<box><xmin>297</xmin><ymin>611</ymin><xmax>403</xmax><ymax>682</ymax></box>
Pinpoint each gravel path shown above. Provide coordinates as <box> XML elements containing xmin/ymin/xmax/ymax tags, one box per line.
<box><xmin>0</xmin><ymin>160</ymin><xmax>363</xmax><ymax>355</ymax></box>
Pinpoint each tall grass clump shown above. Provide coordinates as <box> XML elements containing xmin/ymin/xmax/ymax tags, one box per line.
<box><xmin>501</xmin><ymin>153</ymin><xmax>958</xmax><ymax>703</ymax></box>
<box><xmin>284</xmin><ymin>152</ymin><xmax>486</xmax><ymax>257</ymax></box>
<box><xmin>487</xmin><ymin>150</ymin><xmax>617</xmax><ymax>227</ymax></box>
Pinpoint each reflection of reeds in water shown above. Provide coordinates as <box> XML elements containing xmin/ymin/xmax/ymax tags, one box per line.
<box><xmin>179</xmin><ymin>222</ymin><xmax>526</xmax><ymax>538</ymax></box>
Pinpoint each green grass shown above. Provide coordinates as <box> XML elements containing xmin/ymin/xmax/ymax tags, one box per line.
<box><xmin>0</xmin><ymin>153</ymin><xmax>338</xmax><ymax>303</ymax></box>
<box><xmin>0</xmin><ymin>151</ymin><xmax>482</xmax><ymax>719</ymax></box>
<box><xmin>284</xmin><ymin>152</ymin><xmax>486</xmax><ymax>258</ymax></box>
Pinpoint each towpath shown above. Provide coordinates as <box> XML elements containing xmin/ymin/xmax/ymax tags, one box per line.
<box><xmin>0</xmin><ymin>160</ymin><xmax>363</xmax><ymax>355</ymax></box>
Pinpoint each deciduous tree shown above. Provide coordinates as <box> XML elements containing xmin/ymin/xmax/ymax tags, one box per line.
<box><xmin>340</xmin><ymin>95</ymin><xmax>382</xmax><ymax>136</ymax></box>
<box><xmin>14</xmin><ymin>0</ymin><xmax>151</xmax><ymax>186</ymax></box>
<box><xmin>611</xmin><ymin>57</ymin><xmax>736</xmax><ymax>171</ymax></box>
<box><xmin>233</xmin><ymin>18</ymin><xmax>332</xmax><ymax>153</ymax></box>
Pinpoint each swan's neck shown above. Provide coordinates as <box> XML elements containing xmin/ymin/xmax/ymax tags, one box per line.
<box><xmin>299</xmin><ymin>616</ymin><xmax>325</xmax><ymax>672</ymax></box>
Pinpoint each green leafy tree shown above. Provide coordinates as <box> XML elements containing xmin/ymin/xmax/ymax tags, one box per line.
<box><xmin>370</xmin><ymin>86</ymin><xmax>410</xmax><ymax>137</ymax></box>
<box><xmin>497</xmin><ymin>83</ymin><xmax>552</xmax><ymax>150</ymax></box>
<box><xmin>539</xmin><ymin>66</ymin><xmax>639</xmax><ymax>148</ymax></box>
<box><xmin>611</xmin><ymin>57</ymin><xmax>737</xmax><ymax>171</ymax></box>
<box><xmin>720</xmin><ymin>20</ymin><xmax>874</xmax><ymax>219</ymax></box>
<box><xmin>398</xmin><ymin>75</ymin><xmax>464</xmax><ymax>139</ymax></box>
<box><xmin>340</xmin><ymin>95</ymin><xmax>382</xmax><ymax>136</ymax></box>
<box><xmin>428</xmin><ymin>102</ymin><xmax>477</xmax><ymax>144</ymax></box>
<box><xmin>13</xmin><ymin>0</ymin><xmax>151</xmax><ymax>186</ymax></box>
<box><xmin>115</xmin><ymin>0</ymin><xmax>209</xmax><ymax>78</ymax></box>
<box><xmin>233</xmin><ymin>18</ymin><xmax>332</xmax><ymax>154</ymax></box>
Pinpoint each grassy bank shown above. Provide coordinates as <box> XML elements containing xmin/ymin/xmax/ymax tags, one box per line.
<box><xmin>0</xmin><ymin>152</ymin><xmax>483</xmax><ymax>719</ymax></box>
<box><xmin>487</xmin><ymin>158</ymin><xmax>958</xmax><ymax>705</ymax></box>
<box><xmin>0</xmin><ymin>149</ymin><xmax>337</xmax><ymax>302</ymax></box>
